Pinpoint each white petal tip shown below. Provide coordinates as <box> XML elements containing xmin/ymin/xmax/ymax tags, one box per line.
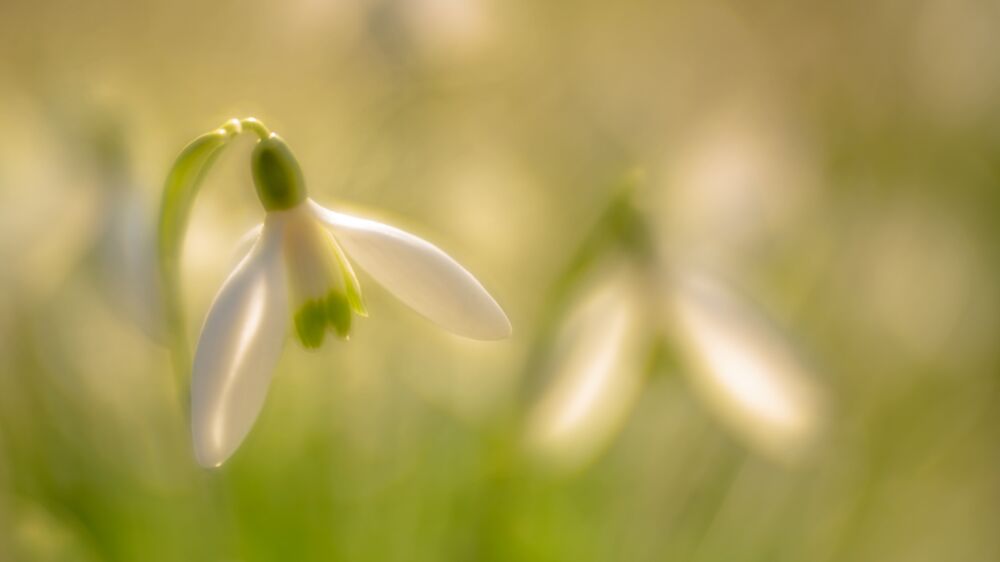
<box><xmin>193</xmin><ymin>450</ymin><xmax>225</xmax><ymax>469</ymax></box>
<box><xmin>477</xmin><ymin>315</ymin><xmax>513</xmax><ymax>341</ymax></box>
<box><xmin>441</xmin><ymin>302</ymin><xmax>512</xmax><ymax>340</ymax></box>
<box><xmin>192</xmin><ymin>432</ymin><xmax>237</xmax><ymax>468</ymax></box>
<box><xmin>198</xmin><ymin>457</ymin><xmax>226</xmax><ymax>470</ymax></box>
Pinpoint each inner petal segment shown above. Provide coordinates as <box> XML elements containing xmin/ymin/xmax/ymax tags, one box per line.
<box><xmin>281</xmin><ymin>209</ymin><xmax>360</xmax><ymax>348</ymax></box>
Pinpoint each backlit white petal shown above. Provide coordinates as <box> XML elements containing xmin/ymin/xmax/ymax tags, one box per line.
<box><xmin>667</xmin><ymin>267</ymin><xmax>825</xmax><ymax>464</ymax></box>
<box><xmin>191</xmin><ymin>221</ymin><xmax>288</xmax><ymax>468</ymax></box>
<box><xmin>526</xmin><ymin>274</ymin><xmax>645</xmax><ymax>470</ymax></box>
<box><xmin>310</xmin><ymin>200</ymin><xmax>510</xmax><ymax>340</ymax></box>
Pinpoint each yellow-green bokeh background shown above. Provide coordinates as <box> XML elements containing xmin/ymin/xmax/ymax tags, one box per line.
<box><xmin>0</xmin><ymin>0</ymin><xmax>998</xmax><ymax>560</ymax></box>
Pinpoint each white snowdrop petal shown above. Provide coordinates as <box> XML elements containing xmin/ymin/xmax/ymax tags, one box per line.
<box><xmin>668</xmin><ymin>267</ymin><xmax>824</xmax><ymax>464</ymax></box>
<box><xmin>311</xmin><ymin>201</ymin><xmax>511</xmax><ymax>340</ymax></box>
<box><xmin>191</xmin><ymin>223</ymin><xmax>288</xmax><ymax>468</ymax></box>
<box><xmin>526</xmin><ymin>275</ymin><xmax>645</xmax><ymax>470</ymax></box>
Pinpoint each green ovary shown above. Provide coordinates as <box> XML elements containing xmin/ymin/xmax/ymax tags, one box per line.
<box><xmin>251</xmin><ymin>136</ymin><xmax>308</xmax><ymax>211</ymax></box>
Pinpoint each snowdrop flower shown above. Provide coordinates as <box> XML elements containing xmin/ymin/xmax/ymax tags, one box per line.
<box><xmin>528</xmin><ymin>261</ymin><xmax>823</xmax><ymax>469</ymax></box>
<box><xmin>522</xmin><ymin>182</ymin><xmax>824</xmax><ymax>468</ymax></box>
<box><xmin>159</xmin><ymin>118</ymin><xmax>510</xmax><ymax>467</ymax></box>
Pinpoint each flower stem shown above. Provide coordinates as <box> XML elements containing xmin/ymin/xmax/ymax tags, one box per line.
<box><xmin>157</xmin><ymin>117</ymin><xmax>274</xmax><ymax>405</ymax></box>
<box><xmin>239</xmin><ymin>117</ymin><xmax>271</xmax><ymax>140</ymax></box>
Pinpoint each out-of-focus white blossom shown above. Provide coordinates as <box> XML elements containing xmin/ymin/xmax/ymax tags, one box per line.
<box><xmin>666</xmin><ymin>266</ymin><xmax>825</xmax><ymax>464</ymax></box>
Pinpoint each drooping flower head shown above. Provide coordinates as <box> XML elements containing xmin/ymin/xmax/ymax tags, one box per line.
<box><xmin>159</xmin><ymin>118</ymin><xmax>510</xmax><ymax>467</ymax></box>
<box><xmin>521</xmin><ymin>178</ymin><xmax>825</xmax><ymax>470</ymax></box>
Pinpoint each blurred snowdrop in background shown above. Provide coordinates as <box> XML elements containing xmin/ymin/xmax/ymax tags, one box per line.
<box><xmin>522</xmin><ymin>183</ymin><xmax>826</xmax><ymax>471</ymax></box>
<box><xmin>0</xmin><ymin>94</ymin><xmax>101</xmax><ymax>305</ymax></box>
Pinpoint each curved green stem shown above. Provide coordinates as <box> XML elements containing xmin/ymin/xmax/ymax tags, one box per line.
<box><xmin>239</xmin><ymin>117</ymin><xmax>271</xmax><ymax>140</ymax></box>
<box><xmin>157</xmin><ymin>117</ymin><xmax>271</xmax><ymax>400</ymax></box>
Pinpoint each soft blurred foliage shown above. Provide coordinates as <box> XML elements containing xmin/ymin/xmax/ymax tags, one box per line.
<box><xmin>1</xmin><ymin>0</ymin><xmax>998</xmax><ymax>560</ymax></box>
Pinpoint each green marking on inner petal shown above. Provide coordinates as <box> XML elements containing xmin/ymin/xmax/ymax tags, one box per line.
<box><xmin>295</xmin><ymin>300</ymin><xmax>327</xmax><ymax>349</ymax></box>
<box><xmin>294</xmin><ymin>290</ymin><xmax>356</xmax><ymax>348</ymax></box>
<box><xmin>326</xmin><ymin>292</ymin><xmax>352</xmax><ymax>339</ymax></box>
<box><xmin>329</xmin><ymin>237</ymin><xmax>368</xmax><ymax>317</ymax></box>
<box><xmin>344</xmin><ymin>281</ymin><xmax>367</xmax><ymax>318</ymax></box>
